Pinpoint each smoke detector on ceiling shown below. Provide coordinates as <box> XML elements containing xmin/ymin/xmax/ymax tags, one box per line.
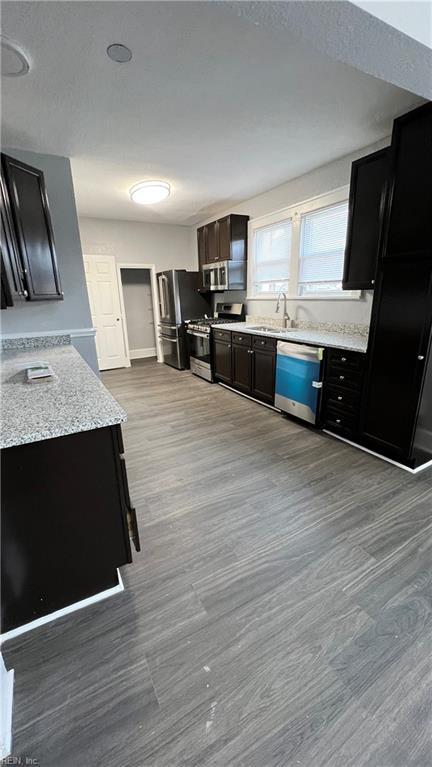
<box><xmin>107</xmin><ymin>43</ymin><xmax>132</xmax><ymax>63</ymax></box>
<box><xmin>1</xmin><ymin>36</ymin><xmax>31</xmax><ymax>77</ymax></box>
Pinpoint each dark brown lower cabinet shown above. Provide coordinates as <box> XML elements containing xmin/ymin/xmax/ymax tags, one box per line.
<box><xmin>1</xmin><ymin>425</ymin><xmax>140</xmax><ymax>633</ymax></box>
<box><xmin>360</xmin><ymin>259</ymin><xmax>432</xmax><ymax>468</ymax></box>
<box><xmin>251</xmin><ymin>347</ymin><xmax>276</xmax><ymax>405</ymax></box>
<box><xmin>232</xmin><ymin>342</ymin><xmax>252</xmax><ymax>393</ymax></box>
<box><xmin>213</xmin><ymin>336</ymin><xmax>232</xmax><ymax>384</ymax></box>
<box><xmin>213</xmin><ymin>331</ymin><xmax>276</xmax><ymax>406</ymax></box>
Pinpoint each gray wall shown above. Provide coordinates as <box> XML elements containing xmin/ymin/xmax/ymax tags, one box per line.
<box><xmin>120</xmin><ymin>269</ymin><xmax>156</xmax><ymax>354</ymax></box>
<box><xmin>79</xmin><ymin>217</ymin><xmax>196</xmax><ymax>271</ymax></box>
<box><xmin>1</xmin><ymin>148</ymin><xmax>98</xmax><ymax>371</ymax></box>
<box><xmin>195</xmin><ymin>137</ymin><xmax>391</xmax><ymax>327</ymax></box>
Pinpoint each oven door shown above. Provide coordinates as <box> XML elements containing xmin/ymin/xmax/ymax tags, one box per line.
<box><xmin>187</xmin><ymin>330</ymin><xmax>212</xmax><ymax>380</ymax></box>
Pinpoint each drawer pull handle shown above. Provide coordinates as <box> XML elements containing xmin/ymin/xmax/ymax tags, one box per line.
<box><xmin>339</xmin><ymin>375</ymin><xmax>345</xmax><ymax>380</ymax></box>
<box><xmin>337</xmin><ymin>396</ymin><xmax>343</xmax><ymax>401</ymax></box>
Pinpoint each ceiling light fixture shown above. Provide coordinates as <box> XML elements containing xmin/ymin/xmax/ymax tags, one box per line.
<box><xmin>1</xmin><ymin>36</ymin><xmax>31</xmax><ymax>77</ymax></box>
<box><xmin>130</xmin><ymin>180</ymin><xmax>171</xmax><ymax>205</ymax></box>
<box><xmin>107</xmin><ymin>43</ymin><xmax>132</xmax><ymax>63</ymax></box>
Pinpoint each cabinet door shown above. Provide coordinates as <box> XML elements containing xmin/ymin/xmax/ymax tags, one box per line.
<box><xmin>232</xmin><ymin>343</ymin><xmax>252</xmax><ymax>394</ymax></box>
<box><xmin>343</xmin><ymin>148</ymin><xmax>388</xmax><ymax>290</ymax></box>
<box><xmin>213</xmin><ymin>339</ymin><xmax>232</xmax><ymax>383</ymax></box>
<box><xmin>1</xmin><ymin>154</ymin><xmax>63</xmax><ymax>300</ymax></box>
<box><xmin>251</xmin><ymin>348</ymin><xmax>276</xmax><ymax>404</ymax></box>
<box><xmin>207</xmin><ymin>220</ymin><xmax>219</xmax><ymax>263</ymax></box>
<box><xmin>382</xmin><ymin>102</ymin><xmax>432</xmax><ymax>260</ymax></box>
<box><xmin>218</xmin><ymin>216</ymin><xmax>231</xmax><ymax>262</ymax></box>
<box><xmin>1</xmin><ymin>173</ymin><xmax>26</xmax><ymax>303</ymax></box>
<box><xmin>360</xmin><ymin>260</ymin><xmax>432</xmax><ymax>461</ymax></box>
<box><xmin>197</xmin><ymin>225</ymin><xmax>207</xmax><ymax>268</ymax></box>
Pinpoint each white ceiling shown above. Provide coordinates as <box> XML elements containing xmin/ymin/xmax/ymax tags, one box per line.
<box><xmin>1</xmin><ymin>1</ymin><xmax>421</xmax><ymax>225</ymax></box>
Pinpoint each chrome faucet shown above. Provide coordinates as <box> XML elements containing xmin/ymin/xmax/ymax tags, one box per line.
<box><xmin>275</xmin><ymin>289</ymin><xmax>290</xmax><ymax>328</ymax></box>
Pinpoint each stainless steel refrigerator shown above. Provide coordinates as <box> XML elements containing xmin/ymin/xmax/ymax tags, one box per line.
<box><xmin>157</xmin><ymin>270</ymin><xmax>211</xmax><ymax>369</ymax></box>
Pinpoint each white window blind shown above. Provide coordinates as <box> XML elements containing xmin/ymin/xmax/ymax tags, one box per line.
<box><xmin>252</xmin><ymin>219</ymin><xmax>292</xmax><ymax>295</ymax></box>
<box><xmin>298</xmin><ymin>201</ymin><xmax>348</xmax><ymax>296</ymax></box>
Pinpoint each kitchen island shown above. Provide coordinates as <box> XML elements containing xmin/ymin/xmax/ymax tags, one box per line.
<box><xmin>1</xmin><ymin>339</ymin><xmax>139</xmax><ymax>637</ymax></box>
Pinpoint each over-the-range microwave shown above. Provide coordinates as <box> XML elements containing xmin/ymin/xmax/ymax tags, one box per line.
<box><xmin>202</xmin><ymin>260</ymin><xmax>246</xmax><ymax>291</ymax></box>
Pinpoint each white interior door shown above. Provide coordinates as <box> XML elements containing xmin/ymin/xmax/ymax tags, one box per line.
<box><xmin>83</xmin><ymin>254</ymin><xmax>128</xmax><ymax>371</ymax></box>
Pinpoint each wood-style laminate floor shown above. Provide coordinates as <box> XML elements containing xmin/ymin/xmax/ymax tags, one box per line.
<box><xmin>4</xmin><ymin>359</ymin><xmax>432</xmax><ymax>766</ymax></box>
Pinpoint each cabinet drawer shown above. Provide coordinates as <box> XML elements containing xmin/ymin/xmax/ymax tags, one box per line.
<box><xmin>327</xmin><ymin>348</ymin><xmax>365</xmax><ymax>372</ymax></box>
<box><xmin>326</xmin><ymin>369</ymin><xmax>363</xmax><ymax>392</ymax></box>
<box><xmin>323</xmin><ymin>386</ymin><xmax>360</xmax><ymax>415</ymax></box>
<box><xmin>213</xmin><ymin>328</ymin><xmax>231</xmax><ymax>342</ymax></box>
<box><xmin>323</xmin><ymin>407</ymin><xmax>356</xmax><ymax>437</ymax></box>
<box><xmin>252</xmin><ymin>335</ymin><xmax>277</xmax><ymax>351</ymax></box>
<box><xmin>232</xmin><ymin>332</ymin><xmax>251</xmax><ymax>347</ymax></box>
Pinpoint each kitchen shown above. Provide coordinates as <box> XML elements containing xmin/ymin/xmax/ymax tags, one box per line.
<box><xmin>1</xmin><ymin>1</ymin><xmax>432</xmax><ymax>764</ymax></box>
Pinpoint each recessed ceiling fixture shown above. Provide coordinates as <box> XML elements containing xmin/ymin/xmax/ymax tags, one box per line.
<box><xmin>1</xmin><ymin>36</ymin><xmax>30</xmax><ymax>77</ymax></box>
<box><xmin>107</xmin><ymin>43</ymin><xmax>132</xmax><ymax>63</ymax></box>
<box><xmin>130</xmin><ymin>181</ymin><xmax>171</xmax><ymax>205</ymax></box>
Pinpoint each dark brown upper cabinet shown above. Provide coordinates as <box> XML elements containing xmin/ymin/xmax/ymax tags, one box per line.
<box><xmin>206</xmin><ymin>220</ymin><xmax>219</xmax><ymax>263</ymax></box>
<box><xmin>197</xmin><ymin>225</ymin><xmax>207</xmax><ymax>269</ymax></box>
<box><xmin>342</xmin><ymin>147</ymin><xmax>389</xmax><ymax>290</ymax></box>
<box><xmin>217</xmin><ymin>214</ymin><xmax>249</xmax><ymax>262</ymax></box>
<box><xmin>1</xmin><ymin>153</ymin><xmax>63</xmax><ymax>302</ymax></box>
<box><xmin>197</xmin><ymin>214</ymin><xmax>249</xmax><ymax>267</ymax></box>
<box><xmin>380</xmin><ymin>101</ymin><xmax>432</xmax><ymax>261</ymax></box>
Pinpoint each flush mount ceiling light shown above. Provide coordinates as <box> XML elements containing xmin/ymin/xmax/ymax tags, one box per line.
<box><xmin>130</xmin><ymin>180</ymin><xmax>171</xmax><ymax>205</ymax></box>
<box><xmin>107</xmin><ymin>43</ymin><xmax>132</xmax><ymax>63</ymax></box>
<box><xmin>1</xmin><ymin>36</ymin><xmax>30</xmax><ymax>77</ymax></box>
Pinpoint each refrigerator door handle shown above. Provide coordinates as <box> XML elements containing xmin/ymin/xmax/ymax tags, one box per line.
<box><xmin>158</xmin><ymin>274</ymin><xmax>166</xmax><ymax>319</ymax></box>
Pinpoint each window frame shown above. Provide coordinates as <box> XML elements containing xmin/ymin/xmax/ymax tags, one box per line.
<box><xmin>247</xmin><ymin>186</ymin><xmax>360</xmax><ymax>301</ymax></box>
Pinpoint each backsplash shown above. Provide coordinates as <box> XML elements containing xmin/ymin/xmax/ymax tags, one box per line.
<box><xmin>246</xmin><ymin>315</ymin><xmax>369</xmax><ymax>337</ymax></box>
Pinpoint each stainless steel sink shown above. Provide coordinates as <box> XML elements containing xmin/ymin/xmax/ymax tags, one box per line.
<box><xmin>247</xmin><ymin>325</ymin><xmax>292</xmax><ymax>334</ymax></box>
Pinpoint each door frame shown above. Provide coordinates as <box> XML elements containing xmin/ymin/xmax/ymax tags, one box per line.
<box><xmin>117</xmin><ymin>262</ymin><xmax>163</xmax><ymax>364</ymax></box>
<box><xmin>83</xmin><ymin>253</ymin><xmax>129</xmax><ymax>370</ymax></box>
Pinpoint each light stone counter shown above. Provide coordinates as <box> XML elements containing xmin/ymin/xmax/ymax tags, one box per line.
<box><xmin>212</xmin><ymin>322</ymin><xmax>368</xmax><ymax>353</ymax></box>
<box><xmin>0</xmin><ymin>344</ymin><xmax>126</xmax><ymax>449</ymax></box>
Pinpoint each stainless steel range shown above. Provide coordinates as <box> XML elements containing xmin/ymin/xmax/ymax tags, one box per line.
<box><xmin>186</xmin><ymin>302</ymin><xmax>244</xmax><ymax>382</ymax></box>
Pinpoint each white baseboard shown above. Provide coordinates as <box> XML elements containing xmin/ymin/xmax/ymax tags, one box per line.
<box><xmin>129</xmin><ymin>347</ymin><xmax>157</xmax><ymax>360</ymax></box>
<box><xmin>323</xmin><ymin>430</ymin><xmax>432</xmax><ymax>474</ymax></box>
<box><xmin>0</xmin><ymin>654</ymin><xmax>14</xmax><ymax>759</ymax></box>
<box><xmin>0</xmin><ymin>571</ymin><xmax>124</xmax><ymax>645</ymax></box>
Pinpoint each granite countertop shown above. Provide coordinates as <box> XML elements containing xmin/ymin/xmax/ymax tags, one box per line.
<box><xmin>211</xmin><ymin>322</ymin><xmax>368</xmax><ymax>353</ymax></box>
<box><xmin>0</xmin><ymin>344</ymin><xmax>126</xmax><ymax>449</ymax></box>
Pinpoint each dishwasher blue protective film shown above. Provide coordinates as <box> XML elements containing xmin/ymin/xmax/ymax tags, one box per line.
<box><xmin>275</xmin><ymin>353</ymin><xmax>320</xmax><ymax>413</ymax></box>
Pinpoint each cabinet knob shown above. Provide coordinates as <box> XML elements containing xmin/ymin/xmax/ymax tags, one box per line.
<box><xmin>371</xmin><ymin>279</ymin><xmax>375</xmax><ymax>285</ymax></box>
<box><xmin>418</xmin><ymin>355</ymin><xmax>425</xmax><ymax>361</ymax></box>
<box><xmin>261</xmin><ymin>341</ymin><xmax>265</xmax><ymax>345</ymax></box>
<box><xmin>339</xmin><ymin>375</ymin><xmax>345</xmax><ymax>380</ymax></box>
<box><xmin>336</xmin><ymin>418</ymin><xmax>341</xmax><ymax>424</ymax></box>
<box><xmin>228</xmin><ymin>344</ymin><xmax>231</xmax><ymax>349</ymax></box>
<box><xmin>341</xmin><ymin>357</ymin><xmax>347</xmax><ymax>362</ymax></box>
<box><xmin>337</xmin><ymin>395</ymin><xmax>343</xmax><ymax>401</ymax></box>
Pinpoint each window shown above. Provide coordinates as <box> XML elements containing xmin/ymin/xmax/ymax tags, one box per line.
<box><xmin>248</xmin><ymin>190</ymin><xmax>356</xmax><ymax>299</ymax></box>
<box><xmin>251</xmin><ymin>219</ymin><xmax>292</xmax><ymax>296</ymax></box>
<box><xmin>298</xmin><ymin>201</ymin><xmax>349</xmax><ymax>296</ymax></box>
